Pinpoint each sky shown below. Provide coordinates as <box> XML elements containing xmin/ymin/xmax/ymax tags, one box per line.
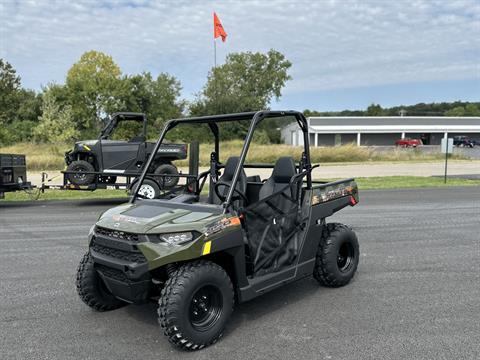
<box><xmin>1</xmin><ymin>0</ymin><xmax>479</xmax><ymax>111</ymax></box>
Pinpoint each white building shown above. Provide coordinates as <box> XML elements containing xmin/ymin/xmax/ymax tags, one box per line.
<box><xmin>281</xmin><ymin>116</ymin><xmax>480</xmax><ymax>146</ymax></box>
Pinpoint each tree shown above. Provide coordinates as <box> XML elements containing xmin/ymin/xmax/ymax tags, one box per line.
<box><xmin>445</xmin><ymin>106</ymin><xmax>466</xmax><ymax>117</ymax></box>
<box><xmin>366</xmin><ymin>103</ymin><xmax>385</xmax><ymax>116</ymax></box>
<box><xmin>66</xmin><ymin>51</ymin><xmax>122</xmax><ymax>134</ymax></box>
<box><xmin>120</xmin><ymin>72</ymin><xmax>184</xmax><ymax>137</ymax></box>
<box><xmin>0</xmin><ymin>58</ymin><xmax>21</xmax><ymax>125</ymax></box>
<box><xmin>464</xmin><ymin>103</ymin><xmax>480</xmax><ymax>116</ymax></box>
<box><xmin>16</xmin><ymin>89</ymin><xmax>43</xmax><ymax>123</ymax></box>
<box><xmin>190</xmin><ymin>49</ymin><xmax>292</xmax><ymax>139</ymax></box>
<box><xmin>34</xmin><ymin>87</ymin><xmax>79</xmax><ymax>143</ymax></box>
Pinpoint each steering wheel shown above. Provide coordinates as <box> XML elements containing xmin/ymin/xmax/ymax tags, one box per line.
<box><xmin>214</xmin><ymin>181</ymin><xmax>248</xmax><ymax>204</ymax></box>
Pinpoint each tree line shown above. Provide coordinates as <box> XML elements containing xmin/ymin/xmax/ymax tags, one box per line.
<box><xmin>1</xmin><ymin>50</ymin><xmax>478</xmax><ymax>146</ymax></box>
<box><xmin>0</xmin><ymin>50</ymin><xmax>291</xmax><ymax>145</ymax></box>
<box><xmin>304</xmin><ymin>101</ymin><xmax>480</xmax><ymax>118</ymax></box>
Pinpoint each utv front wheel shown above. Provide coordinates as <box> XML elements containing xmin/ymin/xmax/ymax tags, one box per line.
<box><xmin>154</xmin><ymin>164</ymin><xmax>179</xmax><ymax>189</ymax></box>
<box><xmin>76</xmin><ymin>252</ymin><xmax>126</xmax><ymax>311</ymax></box>
<box><xmin>158</xmin><ymin>261</ymin><xmax>234</xmax><ymax>351</ymax></box>
<box><xmin>67</xmin><ymin>160</ymin><xmax>96</xmax><ymax>186</ymax></box>
<box><xmin>313</xmin><ymin>223</ymin><xmax>359</xmax><ymax>287</ymax></box>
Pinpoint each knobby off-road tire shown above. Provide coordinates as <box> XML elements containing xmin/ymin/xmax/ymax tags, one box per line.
<box><xmin>67</xmin><ymin>160</ymin><xmax>96</xmax><ymax>186</ymax></box>
<box><xmin>158</xmin><ymin>260</ymin><xmax>234</xmax><ymax>351</ymax></box>
<box><xmin>154</xmin><ymin>164</ymin><xmax>179</xmax><ymax>189</ymax></box>
<box><xmin>76</xmin><ymin>252</ymin><xmax>126</xmax><ymax>311</ymax></box>
<box><xmin>313</xmin><ymin>223</ymin><xmax>359</xmax><ymax>287</ymax></box>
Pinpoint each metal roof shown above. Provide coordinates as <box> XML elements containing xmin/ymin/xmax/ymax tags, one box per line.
<box><xmin>308</xmin><ymin>116</ymin><xmax>480</xmax><ymax>127</ymax></box>
<box><xmin>305</xmin><ymin>116</ymin><xmax>480</xmax><ymax>134</ymax></box>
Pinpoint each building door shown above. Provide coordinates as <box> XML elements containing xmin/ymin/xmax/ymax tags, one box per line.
<box><xmin>420</xmin><ymin>134</ymin><xmax>430</xmax><ymax>145</ymax></box>
<box><xmin>335</xmin><ymin>134</ymin><xmax>341</xmax><ymax>146</ymax></box>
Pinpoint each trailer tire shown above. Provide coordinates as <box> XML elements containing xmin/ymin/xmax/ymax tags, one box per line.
<box><xmin>76</xmin><ymin>252</ymin><xmax>126</xmax><ymax>311</ymax></box>
<box><xmin>158</xmin><ymin>260</ymin><xmax>234</xmax><ymax>351</ymax></box>
<box><xmin>313</xmin><ymin>223</ymin><xmax>359</xmax><ymax>287</ymax></box>
<box><xmin>129</xmin><ymin>178</ymin><xmax>161</xmax><ymax>199</ymax></box>
<box><xmin>67</xmin><ymin>160</ymin><xmax>96</xmax><ymax>186</ymax></box>
<box><xmin>154</xmin><ymin>164</ymin><xmax>179</xmax><ymax>189</ymax></box>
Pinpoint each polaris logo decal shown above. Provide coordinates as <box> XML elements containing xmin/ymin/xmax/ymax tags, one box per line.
<box><xmin>112</xmin><ymin>214</ymin><xmax>140</xmax><ymax>224</ymax></box>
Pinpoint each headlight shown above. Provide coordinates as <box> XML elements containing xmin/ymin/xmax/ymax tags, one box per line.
<box><xmin>159</xmin><ymin>232</ymin><xmax>194</xmax><ymax>245</ymax></box>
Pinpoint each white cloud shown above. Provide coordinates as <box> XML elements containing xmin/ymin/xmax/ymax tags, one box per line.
<box><xmin>1</xmin><ymin>0</ymin><xmax>479</xmax><ymax>101</ymax></box>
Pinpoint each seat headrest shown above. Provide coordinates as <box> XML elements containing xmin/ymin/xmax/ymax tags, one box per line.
<box><xmin>222</xmin><ymin>156</ymin><xmax>240</xmax><ymax>181</ymax></box>
<box><xmin>271</xmin><ymin>157</ymin><xmax>296</xmax><ymax>183</ymax></box>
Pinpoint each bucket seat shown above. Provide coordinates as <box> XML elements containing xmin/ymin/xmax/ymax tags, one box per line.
<box><xmin>258</xmin><ymin>157</ymin><xmax>297</xmax><ymax>200</ymax></box>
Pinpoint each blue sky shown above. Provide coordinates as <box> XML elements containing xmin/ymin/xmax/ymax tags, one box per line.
<box><xmin>1</xmin><ymin>0</ymin><xmax>479</xmax><ymax>111</ymax></box>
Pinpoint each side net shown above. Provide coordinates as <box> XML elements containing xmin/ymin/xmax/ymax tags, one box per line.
<box><xmin>242</xmin><ymin>187</ymin><xmax>308</xmax><ymax>276</ymax></box>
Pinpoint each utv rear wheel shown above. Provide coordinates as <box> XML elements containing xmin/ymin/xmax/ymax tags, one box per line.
<box><xmin>154</xmin><ymin>164</ymin><xmax>179</xmax><ymax>189</ymax></box>
<box><xmin>313</xmin><ymin>223</ymin><xmax>359</xmax><ymax>287</ymax></box>
<box><xmin>158</xmin><ymin>260</ymin><xmax>234</xmax><ymax>351</ymax></box>
<box><xmin>67</xmin><ymin>160</ymin><xmax>95</xmax><ymax>186</ymax></box>
<box><xmin>76</xmin><ymin>252</ymin><xmax>126</xmax><ymax>311</ymax></box>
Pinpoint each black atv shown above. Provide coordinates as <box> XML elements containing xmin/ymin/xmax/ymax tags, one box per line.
<box><xmin>76</xmin><ymin>111</ymin><xmax>360</xmax><ymax>351</ymax></box>
<box><xmin>65</xmin><ymin>112</ymin><xmax>187</xmax><ymax>189</ymax></box>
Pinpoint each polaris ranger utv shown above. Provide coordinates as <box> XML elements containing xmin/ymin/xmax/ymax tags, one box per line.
<box><xmin>65</xmin><ymin>112</ymin><xmax>187</xmax><ymax>188</ymax></box>
<box><xmin>76</xmin><ymin>111</ymin><xmax>360</xmax><ymax>351</ymax></box>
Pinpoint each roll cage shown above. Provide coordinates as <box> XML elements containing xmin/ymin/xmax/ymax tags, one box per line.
<box><xmin>131</xmin><ymin>110</ymin><xmax>312</xmax><ymax>211</ymax></box>
<box><xmin>100</xmin><ymin>112</ymin><xmax>147</xmax><ymax>140</ymax></box>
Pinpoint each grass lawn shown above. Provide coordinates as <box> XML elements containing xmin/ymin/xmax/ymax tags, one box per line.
<box><xmin>2</xmin><ymin>176</ymin><xmax>479</xmax><ymax>202</ymax></box>
<box><xmin>353</xmin><ymin>176</ymin><xmax>480</xmax><ymax>190</ymax></box>
<box><xmin>2</xmin><ymin>189</ymin><xmax>128</xmax><ymax>202</ymax></box>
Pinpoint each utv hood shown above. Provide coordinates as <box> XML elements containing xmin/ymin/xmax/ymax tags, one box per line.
<box><xmin>96</xmin><ymin>201</ymin><xmax>223</xmax><ymax>234</ymax></box>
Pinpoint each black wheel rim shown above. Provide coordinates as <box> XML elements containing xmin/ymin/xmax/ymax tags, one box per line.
<box><xmin>189</xmin><ymin>285</ymin><xmax>223</xmax><ymax>332</ymax></box>
<box><xmin>73</xmin><ymin>166</ymin><xmax>86</xmax><ymax>181</ymax></box>
<box><xmin>337</xmin><ymin>242</ymin><xmax>354</xmax><ymax>273</ymax></box>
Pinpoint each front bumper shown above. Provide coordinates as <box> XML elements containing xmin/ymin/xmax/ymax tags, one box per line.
<box><xmin>89</xmin><ymin>229</ymin><xmax>152</xmax><ymax>304</ymax></box>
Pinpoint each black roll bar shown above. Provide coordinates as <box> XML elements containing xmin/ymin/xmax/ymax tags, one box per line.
<box><xmin>130</xmin><ymin>110</ymin><xmax>312</xmax><ymax>207</ymax></box>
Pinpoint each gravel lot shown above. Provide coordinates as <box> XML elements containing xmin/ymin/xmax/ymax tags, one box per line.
<box><xmin>0</xmin><ymin>187</ymin><xmax>479</xmax><ymax>360</ymax></box>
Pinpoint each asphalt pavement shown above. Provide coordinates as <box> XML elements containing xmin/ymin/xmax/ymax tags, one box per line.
<box><xmin>0</xmin><ymin>187</ymin><xmax>479</xmax><ymax>360</ymax></box>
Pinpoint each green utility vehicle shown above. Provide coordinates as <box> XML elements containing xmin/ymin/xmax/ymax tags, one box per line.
<box><xmin>76</xmin><ymin>111</ymin><xmax>360</xmax><ymax>351</ymax></box>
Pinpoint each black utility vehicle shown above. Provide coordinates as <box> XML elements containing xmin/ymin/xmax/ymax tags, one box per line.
<box><xmin>76</xmin><ymin>111</ymin><xmax>360</xmax><ymax>351</ymax></box>
<box><xmin>65</xmin><ymin>112</ymin><xmax>187</xmax><ymax>188</ymax></box>
<box><xmin>0</xmin><ymin>154</ymin><xmax>32</xmax><ymax>199</ymax></box>
<box><xmin>453</xmin><ymin>136</ymin><xmax>476</xmax><ymax>148</ymax></box>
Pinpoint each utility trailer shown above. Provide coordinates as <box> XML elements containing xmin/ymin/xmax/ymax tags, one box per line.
<box><xmin>41</xmin><ymin>141</ymin><xmax>200</xmax><ymax>200</ymax></box>
<box><xmin>0</xmin><ymin>154</ymin><xmax>33</xmax><ymax>199</ymax></box>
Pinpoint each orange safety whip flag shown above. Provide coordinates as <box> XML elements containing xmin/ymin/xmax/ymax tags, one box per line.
<box><xmin>213</xmin><ymin>12</ymin><xmax>227</xmax><ymax>42</ymax></box>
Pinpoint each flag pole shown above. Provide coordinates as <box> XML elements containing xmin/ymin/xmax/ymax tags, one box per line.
<box><xmin>214</xmin><ymin>38</ymin><xmax>217</xmax><ymax>68</ymax></box>
<box><xmin>213</xmin><ymin>13</ymin><xmax>217</xmax><ymax>112</ymax></box>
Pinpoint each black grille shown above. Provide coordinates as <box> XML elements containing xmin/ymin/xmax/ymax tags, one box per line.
<box><xmin>91</xmin><ymin>242</ymin><xmax>147</xmax><ymax>263</ymax></box>
<box><xmin>95</xmin><ymin>226</ymin><xmax>140</xmax><ymax>243</ymax></box>
<box><xmin>96</xmin><ymin>264</ymin><xmax>131</xmax><ymax>283</ymax></box>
